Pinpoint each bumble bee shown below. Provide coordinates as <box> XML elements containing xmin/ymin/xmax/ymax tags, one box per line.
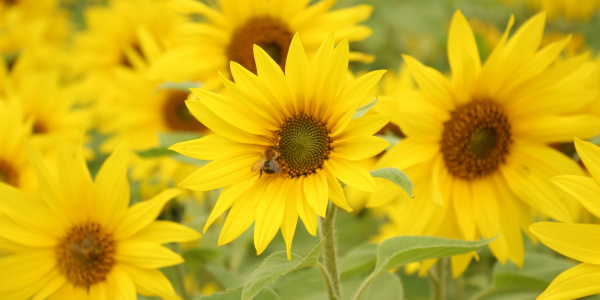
<box><xmin>251</xmin><ymin>146</ymin><xmax>281</xmax><ymax>177</ymax></box>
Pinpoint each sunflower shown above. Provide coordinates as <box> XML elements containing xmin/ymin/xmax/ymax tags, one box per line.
<box><xmin>0</xmin><ymin>142</ymin><xmax>200</xmax><ymax>299</ymax></box>
<box><xmin>531</xmin><ymin>138</ymin><xmax>600</xmax><ymax>300</ymax></box>
<box><xmin>170</xmin><ymin>34</ymin><xmax>389</xmax><ymax>257</ymax></box>
<box><xmin>149</xmin><ymin>0</ymin><xmax>374</xmax><ymax>90</ymax></box>
<box><xmin>2</xmin><ymin>52</ymin><xmax>93</xmax><ymax>155</ymax></box>
<box><xmin>0</xmin><ymin>97</ymin><xmax>36</xmax><ymax>190</ymax></box>
<box><xmin>66</xmin><ymin>0</ymin><xmax>182</xmax><ymax>80</ymax></box>
<box><xmin>372</xmin><ymin>11</ymin><xmax>600</xmax><ymax>277</ymax></box>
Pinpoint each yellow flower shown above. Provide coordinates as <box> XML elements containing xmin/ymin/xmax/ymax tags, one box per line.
<box><xmin>0</xmin><ymin>143</ymin><xmax>200</xmax><ymax>299</ymax></box>
<box><xmin>372</xmin><ymin>10</ymin><xmax>600</xmax><ymax>277</ymax></box>
<box><xmin>66</xmin><ymin>0</ymin><xmax>182</xmax><ymax>79</ymax></box>
<box><xmin>0</xmin><ymin>0</ymin><xmax>70</xmax><ymax>58</ymax></box>
<box><xmin>0</xmin><ymin>97</ymin><xmax>36</xmax><ymax>190</ymax></box>
<box><xmin>531</xmin><ymin>138</ymin><xmax>600</xmax><ymax>300</ymax></box>
<box><xmin>1</xmin><ymin>52</ymin><xmax>93</xmax><ymax>156</ymax></box>
<box><xmin>170</xmin><ymin>34</ymin><xmax>389</xmax><ymax>258</ymax></box>
<box><xmin>149</xmin><ymin>0</ymin><xmax>374</xmax><ymax>90</ymax></box>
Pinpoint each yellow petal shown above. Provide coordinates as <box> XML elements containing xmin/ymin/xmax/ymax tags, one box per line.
<box><xmin>531</xmin><ymin>222</ymin><xmax>600</xmax><ymax>264</ymax></box>
<box><xmin>331</xmin><ymin>136</ymin><xmax>389</xmax><ymax>161</ymax></box>
<box><xmin>553</xmin><ymin>175</ymin><xmax>600</xmax><ymax>220</ymax></box>
<box><xmin>169</xmin><ymin>134</ymin><xmax>264</xmax><ymax>161</ymax></box>
<box><xmin>326</xmin><ymin>157</ymin><xmax>375</xmax><ymax>193</ymax></box>
<box><xmin>512</xmin><ymin>115</ymin><xmax>600</xmax><ymax>143</ymax></box>
<box><xmin>204</xmin><ymin>178</ymin><xmax>256</xmax><ymax>233</ymax></box>
<box><xmin>0</xmin><ymin>251</ymin><xmax>54</xmax><ymax>292</ymax></box>
<box><xmin>452</xmin><ymin>179</ymin><xmax>477</xmax><ymax>240</ymax></box>
<box><xmin>116</xmin><ymin>242</ymin><xmax>183</xmax><ymax>269</ymax></box>
<box><xmin>403</xmin><ymin>55</ymin><xmax>455</xmax><ymax>111</ymax></box>
<box><xmin>324</xmin><ymin>169</ymin><xmax>353</xmax><ymax>212</ymax></box>
<box><xmin>114</xmin><ymin>189</ymin><xmax>181</xmax><ymax>240</ymax></box>
<box><xmin>255</xmin><ymin>178</ymin><xmax>288</xmax><ymax>255</ymax></box>
<box><xmin>295</xmin><ymin>177</ymin><xmax>318</xmax><ymax>236</ymax></box>
<box><xmin>285</xmin><ymin>33</ymin><xmax>310</xmax><ymax>114</ymax></box>
<box><xmin>218</xmin><ymin>180</ymin><xmax>266</xmax><ymax>245</ymax></box>
<box><xmin>448</xmin><ymin>10</ymin><xmax>481</xmax><ymax>105</ymax></box>
<box><xmin>129</xmin><ymin>220</ymin><xmax>200</xmax><ymax>244</ymax></box>
<box><xmin>107</xmin><ymin>265</ymin><xmax>136</xmax><ymax>300</ymax></box>
<box><xmin>303</xmin><ymin>171</ymin><xmax>329</xmax><ymax>217</ymax></box>
<box><xmin>280</xmin><ymin>185</ymin><xmax>299</xmax><ymax>260</ymax></box>
<box><xmin>94</xmin><ymin>141</ymin><xmax>130</xmax><ymax>233</ymax></box>
<box><xmin>575</xmin><ymin>138</ymin><xmax>600</xmax><ymax>185</ymax></box>
<box><xmin>0</xmin><ymin>216</ymin><xmax>57</xmax><ymax>248</ymax></box>
<box><xmin>472</xmin><ymin>178</ymin><xmax>508</xmax><ymax>263</ymax></box>
<box><xmin>32</xmin><ymin>269</ymin><xmax>65</xmax><ymax>300</ymax></box>
<box><xmin>501</xmin><ymin>157</ymin><xmax>574</xmax><ymax>223</ymax></box>
<box><xmin>121</xmin><ymin>265</ymin><xmax>181</xmax><ymax>300</ymax></box>
<box><xmin>253</xmin><ymin>44</ymin><xmax>294</xmax><ymax>114</ymax></box>
<box><xmin>333</xmin><ymin>114</ymin><xmax>391</xmax><ymax>142</ymax></box>
<box><xmin>178</xmin><ymin>153</ymin><xmax>257</xmax><ymax>191</ymax></box>
<box><xmin>538</xmin><ymin>263</ymin><xmax>600</xmax><ymax>300</ymax></box>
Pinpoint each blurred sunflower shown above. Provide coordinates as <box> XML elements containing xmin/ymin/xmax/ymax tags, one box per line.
<box><xmin>531</xmin><ymin>139</ymin><xmax>600</xmax><ymax>300</ymax></box>
<box><xmin>0</xmin><ymin>0</ymin><xmax>70</xmax><ymax>62</ymax></box>
<box><xmin>96</xmin><ymin>25</ymin><xmax>208</xmax><ymax>191</ymax></box>
<box><xmin>0</xmin><ymin>97</ymin><xmax>36</xmax><ymax>190</ymax></box>
<box><xmin>170</xmin><ymin>34</ymin><xmax>389</xmax><ymax>257</ymax></box>
<box><xmin>66</xmin><ymin>0</ymin><xmax>182</xmax><ymax>80</ymax></box>
<box><xmin>2</xmin><ymin>52</ymin><xmax>93</xmax><ymax>155</ymax></box>
<box><xmin>0</xmin><ymin>142</ymin><xmax>200</xmax><ymax>299</ymax></box>
<box><xmin>149</xmin><ymin>0</ymin><xmax>374</xmax><ymax>90</ymax></box>
<box><xmin>372</xmin><ymin>11</ymin><xmax>600</xmax><ymax>277</ymax></box>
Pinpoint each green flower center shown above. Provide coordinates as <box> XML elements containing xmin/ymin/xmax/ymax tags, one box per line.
<box><xmin>275</xmin><ymin>114</ymin><xmax>331</xmax><ymax>178</ymax></box>
<box><xmin>0</xmin><ymin>160</ymin><xmax>19</xmax><ymax>187</ymax></box>
<box><xmin>226</xmin><ymin>16</ymin><xmax>293</xmax><ymax>74</ymax></box>
<box><xmin>162</xmin><ymin>89</ymin><xmax>206</xmax><ymax>132</ymax></box>
<box><xmin>441</xmin><ymin>100</ymin><xmax>512</xmax><ymax>180</ymax></box>
<box><xmin>56</xmin><ymin>223</ymin><xmax>115</xmax><ymax>288</ymax></box>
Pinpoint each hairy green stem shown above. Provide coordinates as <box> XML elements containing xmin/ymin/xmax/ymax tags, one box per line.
<box><xmin>430</xmin><ymin>258</ymin><xmax>448</xmax><ymax>300</ymax></box>
<box><xmin>314</xmin><ymin>263</ymin><xmax>339</xmax><ymax>300</ymax></box>
<box><xmin>320</xmin><ymin>204</ymin><xmax>341</xmax><ymax>299</ymax></box>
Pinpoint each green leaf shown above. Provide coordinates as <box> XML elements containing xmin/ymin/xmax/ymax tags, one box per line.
<box><xmin>353</xmin><ymin>98</ymin><xmax>377</xmax><ymax>119</ymax></box>
<box><xmin>340</xmin><ymin>243</ymin><xmax>378</xmax><ymax>278</ymax></box>
<box><xmin>375</xmin><ymin>236</ymin><xmax>494</xmax><ymax>273</ymax></box>
<box><xmin>370</xmin><ymin>168</ymin><xmax>413</xmax><ymax>197</ymax></box>
<box><xmin>360</xmin><ymin>272</ymin><xmax>403</xmax><ymax>300</ymax></box>
<box><xmin>241</xmin><ymin>238</ymin><xmax>325</xmax><ymax>300</ymax></box>
<box><xmin>198</xmin><ymin>287</ymin><xmax>280</xmax><ymax>300</ymax></box>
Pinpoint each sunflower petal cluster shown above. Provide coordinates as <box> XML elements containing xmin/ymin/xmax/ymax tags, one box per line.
<box><xmin>372</xmin><ymin>10</ymin><xmax>600</xmax><ymax>277</ymax></box>
<box><xmin>170</xmin><ymin>33</ymin><xmax>389</xmax><ymax>257</ymax></box>
<box><xmin>0</xmin><ymin>143</ymin><xmax>200</xmax><ymax>299</ymax></box>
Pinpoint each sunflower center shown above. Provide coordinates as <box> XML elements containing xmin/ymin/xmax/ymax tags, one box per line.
<box><xmin>33</xmin><ymin>120</ymin><xmax>47</xmax><ymax>134</ymax></box>
<box><xmin>441</xmin><ymin>100</ymin><xmax>512</xmax><ymax>180</ymax></box>
<box><xmin>162</xmin><ymin>89</ymin><xmax>206</xmax><ymax>132</ymax></box>
<box><xmin>275</xmin><ymin>114</ymin><xmax>331</xmax><ymax>178</ymax></box>
<box><xmin>226</xmin><ymin>16</ymin><xmax>293</xmax><ymax>74</ymax></box>
<box><xmin>0</xmin><ymin>160</ymin><xmax>19</xmax><ymax>186</ymax></box>
<box><xmin>56</xmin><ymin>223</ymin><xmax>115</xmax><ymax>288</ymax></box>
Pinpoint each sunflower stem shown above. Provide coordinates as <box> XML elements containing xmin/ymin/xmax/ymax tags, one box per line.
<box><xmin>320</xmin><ymin>203</ymin><xmax>341</xmax><ymax>299</ymax></box>
<box><xmin>429</xmin><ymin>258</ymin><xmax>448</xmax><ymax>300</ymax></box>
<box><xmin>314</xmin><ymin>262</ymin><xmax>339</xmax><ymax>300</ymax></box>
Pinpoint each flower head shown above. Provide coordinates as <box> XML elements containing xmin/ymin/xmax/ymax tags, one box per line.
<box><xmin>170</xmin><ymin>34</ymin><xmax>389</xmax><ymax>258</ymax></box>
<box><xmin>373</xmin><ymin>10</ymin><xmax>600</xmax><ymax>277</ymax></box>
<box><xmin>0</xmin><ymin>142</ymin><xmax>200</xmax><ymax>299</ymax></box>
<box><xmin>150</xmin><ymin>0</ymin><xmax>374</xmax><ymax>90</ymax></box>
